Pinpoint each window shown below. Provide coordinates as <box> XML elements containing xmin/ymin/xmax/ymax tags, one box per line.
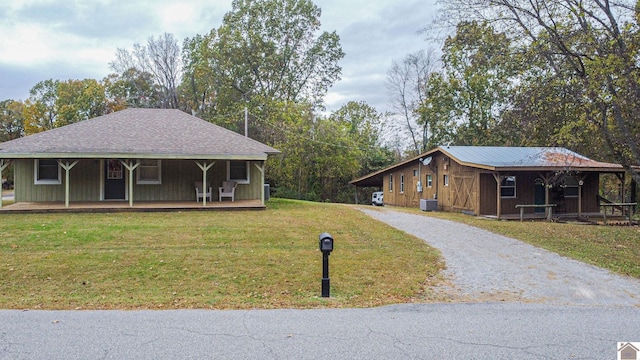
<box><xmin>563</xmin><ymin>176</ymin><xmax>579</xmax><ymax>197</ymax></box>
<box><xmin>426</xmin><ymin>174</ymin><xmax>433</xmax><ymax>188</ymax></box>
<box><xmin>34</xmin><ymin>159</ymin><xmax>61</xmax><ymax>185</ymax></box>
<box><xmin>228</xmin><ymin>161</ymin><xmax>250</xmax><ymax>184</ymax></box>
<box><xmin>443</xmin><ymin>174</ymin><xmax>449</xmax><ymax>187</ymax></box>
<box><xmin>500</xmin><ymin>175</ymin><xmax>516</xmax><ymax>198</ymax></box>
<box><xmin>389</xmin><ymin>174</ymin><xmax>393</xmax><ymax>191</ymax></box>
<box><xmin>137</xmin><ymin>159</ymin><xmax>162</xmax><ymax>184</ymax></box>
<box><xmin>400</xmin><ymin>174</ymin><xmax>405</xmax><ymax>193</ymax></box>
<box><xmin>413</xmin><ymin>169</ymin><xmax>418</xmax><ymax>177</ymax></box>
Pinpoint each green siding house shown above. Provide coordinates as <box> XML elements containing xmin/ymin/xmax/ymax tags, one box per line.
<box><xmin>0</xmin><ymin>108</ymin><xmax>280</xmax><ymax>208</ymax></box>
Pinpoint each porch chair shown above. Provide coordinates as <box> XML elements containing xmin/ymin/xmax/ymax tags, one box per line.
<box><xmin>219</xmin><ymin>181</ymin><xmax>237</xmax><ymax>202</ymax></box>
<box><xmin>194</xmin><ymin>181</ymin><xmax>212</xmax><ymax>202</ymax></box>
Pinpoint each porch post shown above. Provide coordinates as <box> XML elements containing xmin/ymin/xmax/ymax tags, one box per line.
<box><xmin>196</xmin><ymin>161</ymin><xmax>215</xmax><ymax>206</ymax></box>
<box><xmin>58</xmin><ymin>160</ymin><xmax>79</xmax><ymax>208</ymax></box>
<box><xmin>0</xmin><ymin>159</ymin><xmax>12</xmax><ymax>209</ymax></box>
<box><xmin>121</xmin><ymin>160</ymin><xmax>140</xmax><ymax>207</ymax></box>
<box><xmin>538</xmin><ymin>173</ymin><xmax>552</xmax><ymax>219</ymax></box>
<box><xmin>493</xmin><ymin>173</ymin><xmax>501</xmax><ymax>219</ymax></box>
<box><xmin>576</xmin><ymin>174</ymin><xmax>586</xmax><ymax>219</ymax></box>
<box><xmin>253</xmin><ymin>162</ymin><xmax>265</xmax><ymax>205</ymax></box>
<box><xmin>611</xmin><ymin>173</ymin><xmax>626</xmax><ymax>217</ymax></box>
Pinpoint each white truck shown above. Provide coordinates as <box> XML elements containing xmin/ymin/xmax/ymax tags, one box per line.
<box><xmin>371</xmin><ymin>191</ymin><xmax>384</xmax><ymax>206</ymax></box>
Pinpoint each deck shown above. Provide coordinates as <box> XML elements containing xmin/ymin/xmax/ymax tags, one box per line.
<box><xmin>0</xmin><ymin>199</ymin><xmax>266</xmax><ymax>214</ymax></box>
<box><xmin>483</xmin><ymin>212</ymin><xmax>636</xmax><ymax>225</ymax></box>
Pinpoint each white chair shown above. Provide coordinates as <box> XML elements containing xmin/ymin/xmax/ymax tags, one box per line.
<box><xmin>219</xmin><ymin>181</ymin><xmax>237</xmax><ymax>202</ymax></box>
<box><xmin>194</xmin><ymin>181</ymin><xmax>212</xmax><ymax>202</ymax></box>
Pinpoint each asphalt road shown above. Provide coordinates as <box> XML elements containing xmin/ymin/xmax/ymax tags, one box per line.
<box><xmin>0</xmin><ymin>303</ymin><xmax>638</xmax><ymax>359</ymax></box>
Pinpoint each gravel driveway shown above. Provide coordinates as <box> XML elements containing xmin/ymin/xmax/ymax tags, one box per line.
<box><xmin>359</xmin><ymin>207</ymin><xmax>640</xmax><ymax>306</ymax></box>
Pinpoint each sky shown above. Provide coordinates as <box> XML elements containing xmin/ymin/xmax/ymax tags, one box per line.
<box><xmin>0</xmin><ymin>0</ymin><xmax>439</xmax><ymax>114</ymax></box>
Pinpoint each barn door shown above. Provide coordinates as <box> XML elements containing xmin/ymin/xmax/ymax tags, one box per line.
<box><xmin>452</xmin><ymin>175</ymin><xmax>475</xmax><ymax>213</ymax></box>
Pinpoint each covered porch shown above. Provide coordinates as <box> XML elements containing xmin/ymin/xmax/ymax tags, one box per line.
<box><xmin>0</xmin><ymin>109</ymin><xmax>280</xmax><ymax>211</ymax></box>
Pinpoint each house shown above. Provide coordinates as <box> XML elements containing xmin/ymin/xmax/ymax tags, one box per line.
<box><xmin>350</xmin><ymin>146</ymin><xmax>629</xmax><ymax>219</ymax></box>
<box><xmin>619</xmin><ymin>342</ymin><xmax>639</xmax><ymax>360</ymax></box>
<box><xmin>0</xmin><ymin>108</ymin><xmax>280</xmax><ymax>209</ymax></box>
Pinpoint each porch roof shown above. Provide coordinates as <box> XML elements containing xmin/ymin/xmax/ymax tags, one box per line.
<box><xmin>0</xmin><ymin>108</ymin><xmax>280</xmax><ymax>160</ymax></box>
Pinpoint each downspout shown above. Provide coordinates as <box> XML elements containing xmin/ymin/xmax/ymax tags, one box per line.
<box><xmin>494</xmin><ymin>173</ymin><xmax>502</xmax><ymax>220</ymax></box>
<box><xmin>434</xmin><ymin>165</ymin><xmax>439</xmax><ymax>203</ymax></box>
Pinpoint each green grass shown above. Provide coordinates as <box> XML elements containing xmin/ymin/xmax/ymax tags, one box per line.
<box><xmin>0</xmin><ymin>199</ymin><xmax>444</xmax><ymax>310</ymax></box>
<box><xmin>403</xmin><ymin>208</ymin><xmax>640</xmax><ymax>279</ymax></box>
<box><xmin>3</xmin><ymin>199</ymin><xmax>637</xmax><ymax>310</ymax></box>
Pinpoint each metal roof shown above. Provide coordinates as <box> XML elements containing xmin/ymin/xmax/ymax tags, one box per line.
<box><xmin>440</xmin><ymin>146</ymin><xmax>622</xmax><ymax>170</ymax></box>
<box><xmin>0</xmin><ymin>108</ymin><xmax>280</xmax><ymax>160</ymax></box>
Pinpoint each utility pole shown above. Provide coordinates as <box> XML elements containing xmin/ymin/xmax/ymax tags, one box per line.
<box><xmin>244</xmin><ymin>107</ymin><xmax>248</xmax><ymax>137</ymax></box>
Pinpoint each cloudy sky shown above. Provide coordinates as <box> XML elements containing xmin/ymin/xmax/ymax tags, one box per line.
<box><xmin>0</xmin><ymin>0</ymin><xmax>439</xmax><ymax>114</ymax></box>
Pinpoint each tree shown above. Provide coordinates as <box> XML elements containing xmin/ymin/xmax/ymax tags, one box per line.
<box><xmin>103</xmin><ymin>69</ymin><xmax>161</xmax><ymax>110</ymax></box>
<box><xmin>23</xmin><ymin>79</ymin><xmax>108</xmax><ymax>134</ymax></box>
<box><xmin>437</xmin><ymin>0</ymin><xmax>640</xmax><ymax>182</ymax></box>
<box><xmin>56</xmin><ymin>79</ymin><xmax>106</xmax><ymax>126</ymax></box>
<box><xmin>416</xmin><ymin>72</ymin><xmax>457</xmax><ymax>149</ymax></box>
<box><xmin>439</xmin><ymin>21</ymin><xmax>516</xmax><ymax>146</ymax></box>
<box><xmin>264</xmin><ymin>101</ymin><xmax>393</xmax><ymax>202</ymax></box>
<box><xmin>181</xmin><ymin>30</ymin><xmax>218</xmax><ymax>116</ymax></box>
<box><xmin>110</xmin><ymin>32</ymin><xmax>182</xmax><ymax>109</ymax></box>
<box><xmin>0</xmin><ymin>99</ymin><xmax>24</xmax><ymax>141</ymax></box>
<box><xmin>328</xmin><ymin>101</ymin><xmax>395</xmax><ymax>177</ymax></box>
<box><xmin>23</xmin><ymin>79</ymin><xmax>59</xmax><ymax>134</ymax></box>
<box><xmin>386</xmin><ymin>49</ymin><xmax>438</xmax><ymax>154</ymax></box>
<box><xmin>183</xmin><ymin>0</ymin><xmax>344</xmax><ymax>142</ymax></box>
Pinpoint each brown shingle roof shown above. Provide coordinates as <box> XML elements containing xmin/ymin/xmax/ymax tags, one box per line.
<box><xmin>0</xmin><ymin>108</ymin><xmax>280</xmax><ymax>159</ymax></box>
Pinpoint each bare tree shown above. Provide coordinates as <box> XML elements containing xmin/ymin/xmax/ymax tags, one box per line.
<box><xmin>386</xmin><ymin>49</ymin><xmax>439</xmax><ymax>155</ymax></box>
<box><xmin>436</xmin><ymin>0</ymin><xmax>640</xmax><ymax>183</ymax></box>
<box><xmin>110</xmin><ymin>33</ymin><xmax>182</xmax><ymax>109</ymax></box>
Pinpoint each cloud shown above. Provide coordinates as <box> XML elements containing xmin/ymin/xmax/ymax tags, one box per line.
<box><xmin>0</xmin><ymin>0</ymin><xmax>439</xmax><ymax>115</ymax></box>
<box><xmin>322</xmin><ymin>0</ymin><xmax>438</xmax><ymax>113</ymax></box>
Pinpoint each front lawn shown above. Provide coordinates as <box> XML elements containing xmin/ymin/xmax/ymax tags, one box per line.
<box><xmin>0</xmin><ymin>199</ymin><xmax>444</xmax><ymax>310</ymax></box>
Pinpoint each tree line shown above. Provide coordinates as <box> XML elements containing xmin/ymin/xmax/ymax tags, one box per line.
<box><xmin>2</xmin><ymin>0</ymin><xmax>639</xmax><ymax>201</ymax></box>
<box><xmin>387</xmin><ymin>0</ymin><xmax>640</xmax><ymax>187</ymax></box>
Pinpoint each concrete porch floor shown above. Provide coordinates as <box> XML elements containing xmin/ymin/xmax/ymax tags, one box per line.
<box><xmin>0</xmin><ymin>199</ymin><xmax>266</xmax><ymax>214</ymax></box>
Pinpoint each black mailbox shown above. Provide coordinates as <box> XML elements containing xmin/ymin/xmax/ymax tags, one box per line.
<box><xmin>319</xmin><ymin>232</ymin><xmax>334</xmax><ymax>253</ymax></box>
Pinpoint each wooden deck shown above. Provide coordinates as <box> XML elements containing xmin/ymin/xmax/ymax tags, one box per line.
<box><xmin>0</xmin><ymin>200</ymin><xmax>266</xmax><ymax>214</ymax></box>
<box><xmin>484</xmin><ymin>212</ymin><xmax>636</xmax><ymax>225</ymax></box>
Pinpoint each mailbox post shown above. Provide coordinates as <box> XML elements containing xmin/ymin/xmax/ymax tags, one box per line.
<box><xmin>318</xmin><ymin>232</ymin><xmax>334</xmax><ymax>297</ymax></box>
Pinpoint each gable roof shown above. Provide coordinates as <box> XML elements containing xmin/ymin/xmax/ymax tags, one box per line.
<box><xmin>0</xmin><ymin>108</ymin><xmax>280</xmax><ymax>160</ymax></box>
<box><xmin>350</xmin><ymin>146</ymin><xmax>623</xmax><ymax>187</ymax></box>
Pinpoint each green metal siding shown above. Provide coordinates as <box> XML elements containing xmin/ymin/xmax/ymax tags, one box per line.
<box><xmin>14</xmin><ymin>159</ymin><xmax>265</xmax><ymax>203</ymax></box>
<box><xmin>15</xmin><ymin>159</ymin><xmax>101</xmax><ymax>202</ymax></box>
